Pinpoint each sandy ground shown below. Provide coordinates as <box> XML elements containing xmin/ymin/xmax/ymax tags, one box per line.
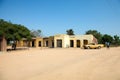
<box><xmin>0</xmin><ymin>47</ymin><xmax>120</xmax><ymax>80</ymax></box>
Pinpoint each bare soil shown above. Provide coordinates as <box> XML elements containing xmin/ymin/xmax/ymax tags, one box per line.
<box><xmin>0</xmin><ymin>47</ymin><xmax>120</xmax><ymax>80</ymax></box>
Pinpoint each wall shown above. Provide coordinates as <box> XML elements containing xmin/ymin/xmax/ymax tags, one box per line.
<box><xmin>48</xmin><ymin>36</ymin><xmax>54</xmax><ymax>48</ymax></box>
<box><xmin>63</xmin><ymin>35</ymin><xmax>70</xmax><ymax>48</ymax></box>
<box><xmin>43</xmin><ymin>38</ymin><xmax>49</xmax><ymax>47</ymax></box>
<box><xmin>33</xmin><ymin>37</ymin><xmax>43</xmax><ymax>47</ymax></box>
<box><xmin>75</xmin><ymin>35</ymin><xmax>94</xmax><ymax>47</ymax></box>
<box><xmin>54</xmin><ymin>34</ymin><xmax>70</xmax><ymax>48</ymax></box>
<box><xmin>69</xmin><ymin>36</ymin><xmax>77</xmax><ymax>48</ymax></box>
<box><xmin>15</xmin><ymin>34</ymin><xmax>96</xmax><ymax>49</ymax></box>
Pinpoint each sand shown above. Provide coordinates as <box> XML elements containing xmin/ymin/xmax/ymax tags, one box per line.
<box><xmin>0</xmin><ymin>47</ymin><xmax>120</xmax><ymax>80</ymax></box>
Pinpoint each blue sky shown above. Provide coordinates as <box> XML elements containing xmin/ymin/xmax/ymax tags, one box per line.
<box><xmin>0</xmin><ymin>0</ymin><xmax>120</xmax><ymax>36</ymax></box>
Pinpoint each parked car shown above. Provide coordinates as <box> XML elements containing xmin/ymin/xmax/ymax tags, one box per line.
<box><xmin>84</xmin><ymin>43</ymin><xmax>104</xmax><ymax>49</ymax></box>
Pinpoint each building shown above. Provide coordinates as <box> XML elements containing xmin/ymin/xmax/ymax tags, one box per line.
<box><xmin>0</xmin><ymin>34</ymin><xmax>97</xmax><ymax>52</ymax></box>
<box><xmin>17</xmin><ymin>34</ymin><xmax>97</xmax><ymax>48</ymax></box>
<box><xmin>16</xmin><ymin>37</ymin><xmax>43</xmax><ymax>47</ymax></box>
<box><xmin>53</xmin><ymin>34</ymin><xmax>97</xmax><ymax>48</ymax></box>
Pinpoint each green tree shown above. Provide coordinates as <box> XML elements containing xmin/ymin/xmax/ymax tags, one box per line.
<box><xmin>0</xmin><ymin>19</ymin><xmax>32</xmax><ymax>49</ymax></box>
<box><xmin>101</xmin><ymin>34</ymin><xmax>113</xmax><ymax>44</ymax></box>
<box><xmin>85</xmin><ymin>30</ymin><xmax>102</xmax><ymax>43</ymax></box>
<box><xmin>31</xmin><ymin>29</ymin><xmax>42</xmax><ymax>37</ymax></box>
<box><xmin>66</xmin><ymin>29</ymin><xmax>75</xmax><ymax>35</ymax></box>
<box><xmin>113</xmin><ymin>35</ymin><xmax>120</xmax><ymax>46</ymax></box>
<box><xmin>0</xmin><ymin>19</ymin><xmax>9</xmax><ymax>37</ymax></box>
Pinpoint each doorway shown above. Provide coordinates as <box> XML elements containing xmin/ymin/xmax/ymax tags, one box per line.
<box><xmin>39</xmin><ymin>41</ymin><xmax>41</xmax><ymax>47</ymax></box>
<box><xmin>32</xmin><ymin>41</ymin><xmax>35</xmax><ymax>47</ymax></box>
<box><xmin>46</xmin><ymin>41</ymin><xmax>48</xmax><ymax>47</ymax></box>
<box><xmin>70</xmin><ymin>40</ymin><xmax>74</xmax><ymax>47</ymax></box>
<box><xmin>57</xmin><ymin>39</ymin><xmax>62</xmax><ymax>47</ymax></box>
<box><xmin>52</xmin><ymin>40</ymin><xmax>54</xmax><ymax>48</ymax></box>
<box><xmin>83</xmin><ymin>40</ymin><xmax>88</xmax><ymax>45</ymax></box>
<box><xmin>77</xmin><ymin>40</ymin><xmax>80</xmax><ymax>47</ymax></box>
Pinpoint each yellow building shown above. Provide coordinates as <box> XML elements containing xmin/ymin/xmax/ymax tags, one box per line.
<box><xmin>16</xmin><ymin>37</ymin><xmax>43</xmax><ymax>47</ymax></box>
<box><xmin>17</xmin><ymin>34</ymin><xmax>97</xmax><ymax>48</ymax></box>
<box><xmin>53</xmin><ymin>34</ymin><xmax>97</xmax><ymax>48</ymax></box>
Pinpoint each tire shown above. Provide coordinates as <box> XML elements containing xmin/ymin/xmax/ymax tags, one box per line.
<box><xmin>87</xmin><ymin>46</ymin><xmax>90</xmax><ymax>49</ymax></box>
<box><xmin>98</xmin><ymin>46</ymin><xmax>101</xmax><ymax>49</ymax></box>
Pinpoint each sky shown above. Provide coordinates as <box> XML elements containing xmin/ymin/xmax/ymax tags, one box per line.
<box><xmin>0</xmin><ymin>0</ymin><xmax>120</xmax><ymax>37</ymax></box>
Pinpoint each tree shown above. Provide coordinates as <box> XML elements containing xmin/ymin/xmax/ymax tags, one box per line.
<box><xmin>0</xmin><ymin>19</ymin><xmax>32</xmax><ymax>49</ymax></box>
<box><xmin>66</xmin><ymin>29</ymin><xmax>74</xmax><ymax>35</ymax></box>
<box><xmin>85</xmin><ymin>30</ymin><xmax>102</xmax><ymax>43</ymax></box>
<box><xmin>0</xmin><ymin>19</ymin><xmax>9</xmax><ymax>37</ymax></box>
<box><xmin>101</xmin><ymin>34</ymin><xmax>113</xmax><ymax>44</ymax></box>
<box><xmin>31</xmin><ymin>29</ymin><xmax>42</xmax><ymax>37</ymax></box>
<box><xmin>113</xmin><ymin>35</ymin><xmax>120</xmax><ymax>46</ymax></box>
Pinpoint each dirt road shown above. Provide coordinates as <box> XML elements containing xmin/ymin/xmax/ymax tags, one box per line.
<box><xmin>0</xmin><ymin>47</ymin><xmax>120</xmax><ymax>80</ymax></box>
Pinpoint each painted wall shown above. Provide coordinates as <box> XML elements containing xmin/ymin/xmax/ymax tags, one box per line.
<box><xmin>53</xmin><ymin>34</ymin><xmax>95</xmax><ymax>48</ymax></box>
<box><xmin>63</xmin><ymin>35</ymin><xmax>70</xmax><ymax>48</ymax></box>
<box><xmin>16</xmin><ymin>34</ymin><xmax>97</xmax><ymax>48</ymax></box>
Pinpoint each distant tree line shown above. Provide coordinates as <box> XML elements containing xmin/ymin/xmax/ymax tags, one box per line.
<box><xmin>66</xmin><ymin>29</ymin><xmax>120</xmax><ymax>46</ymax></box>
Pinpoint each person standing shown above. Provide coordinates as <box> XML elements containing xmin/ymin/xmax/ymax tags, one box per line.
<box><xmin>106</xmin><ymin>42</ymin><xmax>110</xmax><ymax>48</ymax></box>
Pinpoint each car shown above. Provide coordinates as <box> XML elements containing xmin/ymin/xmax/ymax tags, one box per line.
<box><xmin>84</xmin><ymin>43</ymin><xmax>104</xmax><ymax>49</ymax></box>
